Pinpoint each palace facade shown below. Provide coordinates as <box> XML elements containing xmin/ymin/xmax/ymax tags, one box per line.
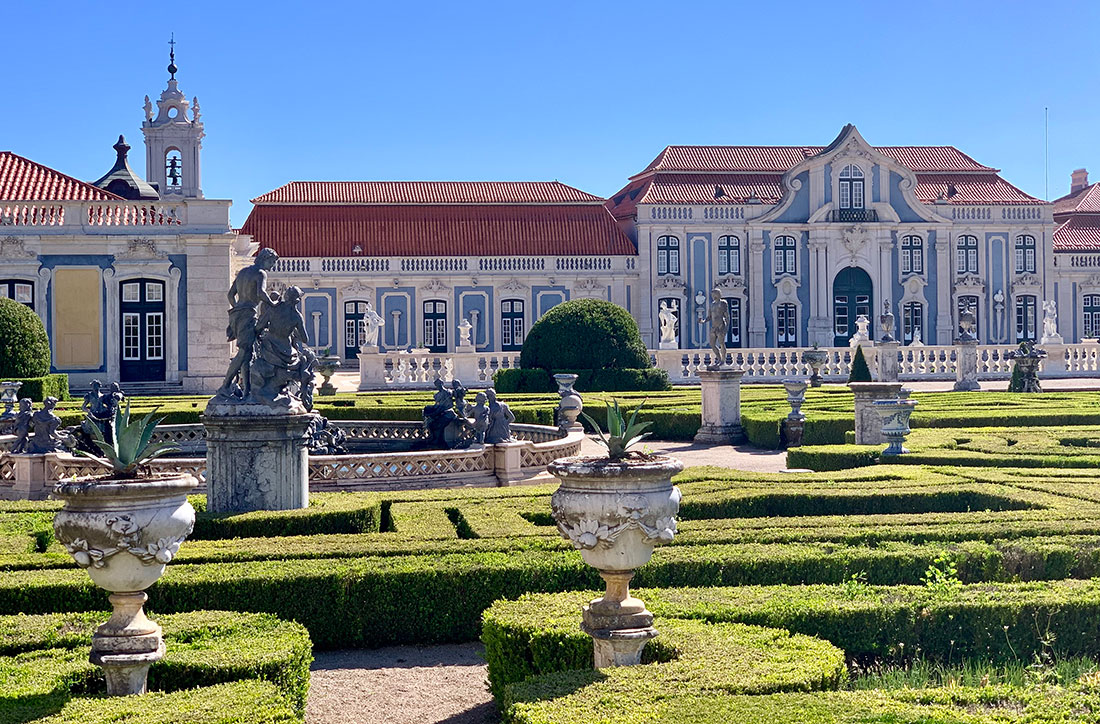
<box><xmin>258</xmin><ymin>124</ymin><xmax>1069</xmax><ymax>356</ymax></box>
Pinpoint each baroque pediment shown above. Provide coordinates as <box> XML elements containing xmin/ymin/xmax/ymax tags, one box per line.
<box><xmin>657</xmin><ymin>276</ymin><xmax>686</xmax><ymax>290</ymax></box>
<box><xmin>0</xmin><ymin>236</ymin><xmax>36</xmax><ymax>259</ymax></box>
<box><xmin>955</xmin><ymin>274</ymin><xmax>985</xmax><ymax>292</ymax></box>
<box><xmin>115</xmin><ymin>238</ymin><xmax>167</xmax><ymax>259</ymax></box>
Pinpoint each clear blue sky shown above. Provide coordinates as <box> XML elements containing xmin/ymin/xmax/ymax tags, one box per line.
<box><xmin>2</xmin><ymin>0</ymin><xmax>1096</xmax><ymax>227</ymax></box>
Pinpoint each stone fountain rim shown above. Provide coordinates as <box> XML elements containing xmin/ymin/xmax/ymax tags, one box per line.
<box><xmin>549</xmin><ymin>454</ymin><xmax>684</xmax><ymax>481</ymax></box>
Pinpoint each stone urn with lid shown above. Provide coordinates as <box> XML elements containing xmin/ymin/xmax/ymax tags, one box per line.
<box><xmin>549</xmin><ymin>454</ymin><xmax>683</xmax><ymax>667</ymax></box>
<box><xmin>554</xmin><ymin>373</ymin><xmax>584</xmax><ymax>432</ymax></box>
<box><xmin>53</xmin><ymin>471</ymin><xmax>198</xmax><ymax>695</ymax></box>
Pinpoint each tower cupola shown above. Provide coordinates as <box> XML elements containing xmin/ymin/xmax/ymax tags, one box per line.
<box><xmin>142</xmin><ymin>37</ymin><xmax>204</xmax><ymax>198</ymax></box>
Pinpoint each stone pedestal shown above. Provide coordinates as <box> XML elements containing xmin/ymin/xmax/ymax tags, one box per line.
<box><xmin>781</xmin><ymin>418</ymin><xmax>804</xmax><ymax>448</ymax></box>
<box><xmin>877</xmin><ymin>340</ymin><xmax>900</xmax><ymax>383</ymax></box>
<box><xmin>1039</xmin><ymin>343</ymin><xmax>1067</xmax><ymax>377</ymax></box>
<box><xmin>582</xmin><ymin>571</ymin><xmax>658</xmax><ymax>668</ymax></box>
<box><xmin>5</xmin><ymin>453</ymin><xmax>55</xmax><ymax>501</ymax></box>
<box><xmin>694</xmin><ymin>368</ymin><xmax>745</xmax><ymax>444</ymax></box>
<box><xmin>90</xmin><ymin>592</ymin><xmax>164</xmax><ymax>696</ymax></box>
<box><xmin>203</xmin><ymin>411</ymin><xmax>313</xmax><ymax>512</ymax></box>
<box><xmin>849</xmin><ymin>381</ymin><xmax>903</xmax><ymax>445</ymax></box>
<box><xmin>492</xmin><ymin>440</ymin><xmax>526</xmax><ymax>485</ymax></box>
<box><xmin>953</xmin><ymin>339</ymin><xmax>980</xmax><ymax>391</ymax></box>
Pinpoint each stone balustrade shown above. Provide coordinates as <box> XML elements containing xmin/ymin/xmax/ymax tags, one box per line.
<box><xmin>0</xmin><ymin>423</ymin><xmax>582</xmax><ymax>500</ymax></box>
<box><xmin>358</xmin><ymin>351</ymin><xmax>522</xmax><ymax>389</ymax></box>
<box><xmin>0</xmin><ymin>200</ymin><xmax>188</xmax><ymax>229</ymax></box>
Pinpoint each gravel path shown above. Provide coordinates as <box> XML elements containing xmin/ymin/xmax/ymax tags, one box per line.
<box><xmin>307</xmin><ymin>644</ymin><xmax>497</xmax><ymax>724</ymax></box>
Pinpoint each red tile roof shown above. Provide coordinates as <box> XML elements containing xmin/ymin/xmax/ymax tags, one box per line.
<box><xmin>638</xmin><ymin>174</ymin><xmax>785</xmax><ymax>205</ymax></box>
<box><xmin>635</xmin><ymin>145</ymin><xmax>996</xmax><ymax>176</ymax></box>
<box><xmin>0</xmin><ymin>151</ymin><xmax>123</xmax><ymax>201</ymax></box>
<box><xmin>1053</xmin><ymin>183</ymin><xmax>1100</xmax><ymax>217</ymax></box>
<box><xmin>912</xmin><ymin>175</ymin><xmax>1042</xmax><ymax>205</ymax></box>
<box><xmin>251</xmin><ymin>181</ymin><xmax>603</xmax><ymax>205</ymax></box>
<box><xmin>242</xmin><ymin>204</ymin><xmax>636</xmax><ymax>258</ymax></box>
<box><xmin>1054</xmin><ymin>216</ymin><xmax>1100</xmax><ymax>251</ymax></box>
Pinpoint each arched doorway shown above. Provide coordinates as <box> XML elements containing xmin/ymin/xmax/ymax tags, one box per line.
<box><xmin>832</xmin><ymin>267</ymin><xmax>873</xmax><ymax>346</ymax></box>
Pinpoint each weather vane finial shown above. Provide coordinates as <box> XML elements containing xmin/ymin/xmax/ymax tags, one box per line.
<box><xmin>167</xmin><ymin>33</ymin><xmax>177</xmax><ymax>80</ymax></box>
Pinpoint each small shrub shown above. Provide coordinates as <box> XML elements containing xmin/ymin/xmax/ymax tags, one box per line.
<box><xmin>847</xmin><ymin>345</ymin><xmax>872</xmax><ymax>383</ymax></box>
<box><xmin>0</xmin><ymin>298</ymin><xmax>50</xmax><ymax>378</ymax></box>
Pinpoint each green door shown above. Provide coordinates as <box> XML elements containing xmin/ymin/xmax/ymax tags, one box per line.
<box><xmin>832</xmin><ymin>267</ymin><xmax>873</xmax><ymax>346</ymax></box>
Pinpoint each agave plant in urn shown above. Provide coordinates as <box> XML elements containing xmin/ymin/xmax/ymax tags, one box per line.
<box><xmin>549</xmin><ymin>400</ymin><xmax>683</xmax><ymax>668</ymax></box>
<box><xmin>52</xmin><ymin>402</ymin><xmax>195</xmax><ymax>696</ymax></box>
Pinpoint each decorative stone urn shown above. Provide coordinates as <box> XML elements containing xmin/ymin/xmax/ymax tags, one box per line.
<box><xmin>802</xmin><ymin>348</ymin><xmax>829</xmax><ymax>388</ymax></box>
<box><xmin>317</xmin><ymin>355</ymin><xmax>342</xmax><ymax>396</ymax></box>
<box><xmin>554</xmin><ymin>373</ymin><xmax>584</xmax><ymax>432</ymax></box>
<box><xmin>549</xmin><ymin>455</ymin><xmax>683</xmax><ymax>668</ymax></box>
<box><xmin>879</xmin><ymin>301</ymin><xmax>896</xmax><ymax>343</ymax></box>
<box><xmin>1007</xmin><ymin>341</ymin><xmax>1047</xmax><ymax>393</ymax></box>
<box><xmin>52</xmin><ymin>474</ymin><xmax>198</xmax><ymax>695</ymax></box>
<box><xmin>782</xmin><ymin>379</ymin><xmax>807</xmax><ymax>421</ymax></box>
<box><xmin>0</xmin><ymin>380</ymin><xmax>21</xmax><ymax>419</ymax></box>
<box><xmin>873</xmin><ymin>393</ymin><xmax>918</xmax><ymax>455</ymax></box>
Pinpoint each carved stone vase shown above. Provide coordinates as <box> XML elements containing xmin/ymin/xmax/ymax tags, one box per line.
<box><xmin>549</xmin><ymin>455</ymin><xmax>683</xmax><ymax>668</ymax></box>
<box><xmin>782</xmin><ymin>379</ymin><xmax>807</xmax><ymax>421</ymax></box>
<box><xmin>554</xmin><ymin>373</ymin><xmax>583</xmax><ymax>433</ymax></box>
<box><xmin>802</xmin><ymin>349</ymin><xmax>828</xmax><ymax>388</ymax></box>
<box><xmin>873</xmin><ymin>394</ymin><xmax>918</xmax><ymax>455</ymax></box>
<box><xmin>317</xmin><ymin>355</ymin><xmax>342</xmax><ymax>396</ymax></box>
<box><xmin>0</xmin><ymin>380</ymin><xmax>21</xmax><ymax>419</ymax></box>
<box><xmin>52</xmin><ymin>474</ymin><xmax>198</xmax><ymax>695</ymax></box>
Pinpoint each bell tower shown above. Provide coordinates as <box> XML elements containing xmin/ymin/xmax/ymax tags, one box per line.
<box><xmin>142</xmin><ymin>37</ymin><xmax>204</xmax><ymax>198</ymax></box>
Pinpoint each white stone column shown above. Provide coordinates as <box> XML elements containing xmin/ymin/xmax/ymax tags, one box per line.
<box><xmin>953</xmin><ymin>339</ymin><xmax>980</xmax><ymax>391</ymax></box>
<box><xmin>935</xmin><ymin>238</ymin><xmax>953</xmax><ymax>344</ymax></box>
<box><xmin>694</xmin><ymin>369</ymin><xmax>745</xmax><ymax>444</ymax></box>
<box><xmin>748</xmin><ymin>232</ymin><xmax>766</xmax><ymax>347</ymax></box>
<box><xmin>808</xmin><ymin>232</ymin><xmax>831</xmax><ymax>346</ymax></box>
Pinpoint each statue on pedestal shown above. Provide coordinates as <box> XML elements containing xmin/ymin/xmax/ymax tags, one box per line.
<box><xmin>485</xmin><ymin>388</ymin><xmax>515</xmax><ymax>444</ymax></box>
<box><xmin>211</xmin><ymin>249</ymin><xmax>316</xmax><ymax>413</ymax></box>
<box><xmin>658</xmin><ymin>301</ymin><xmax>679</xmax><ymax>349</ymax></box>
<box><xmin>10</xmin><ymin>399</ymin><xmax>32</xmax><ymax>453</ymax></box>
<box><xmin>706</xmin><ymin>289</ymin><xmax>729</xmax><ymax>370</ymax></box>
<box><xmin>27</xmin><ymin>397</ymin><xmax>65</xmax><ymax>454</ymax></box>
<box><xmin>1041</xmin><ymin>300</ymin><xmax>1063</xmax><ymax>343</ymax></box>
<box><xmin>362</xmin><ymin>301</ymin><xmax>384</xmax><ymax>350</ymax></box>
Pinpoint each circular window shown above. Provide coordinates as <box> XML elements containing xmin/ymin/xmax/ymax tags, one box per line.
<box><xmin>168</xmin><ymin>107</ymin><xmax>179</xmax><ymax>119</ymax></box>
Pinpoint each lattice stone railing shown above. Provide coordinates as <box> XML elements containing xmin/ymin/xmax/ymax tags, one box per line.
<box><xmin>1</xmin><ymin>423</ymin><xmax>582</xmax><ymax>498</ymax></box>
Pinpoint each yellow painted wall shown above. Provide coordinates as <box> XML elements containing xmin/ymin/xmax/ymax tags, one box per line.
<box><xmin>52</xmin><ymin>268</ymin><xmax>102</xmax><ymax>368</ymax></box>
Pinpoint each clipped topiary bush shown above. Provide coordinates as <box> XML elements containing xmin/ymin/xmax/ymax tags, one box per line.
<box><xmin>847</xmin><ymin>345</ymin><xmax>872</xmax><ymax>383</ymax></box>
<box><xmin>520</xmin><ymin>299</ymin><xmax>649</xmax><ymax>372</ymax></box>
<box><xmin>0</xmin><ymin>297</ymin><xmax>50</xmax><ymax>379</ymax></box>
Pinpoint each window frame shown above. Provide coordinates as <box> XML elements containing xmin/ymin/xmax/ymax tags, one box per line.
<box><xmin>901</xmin><ymin>235</ymin><xmax>924</xmax><ymax>275</ymax></box>
<box><xmin>776</xmin><ymin>303</ymin><xmax>798</xmax><ymax>348</ymax></box>
<box><xmin>657</xmin><ymin>235</ymin><xmax>680</xmax><ymax>276</ymax></box>
<box><xmin>718</xmin><ymin>235</ymin><xmax>740</xmax><ymax>276</ymax></box>
<box><xmin>957</xmin><ymin>235</ymin><xmax>979</xmax><ymax>275</ymax></box>
<box><xmin>501</xmin><ymin>299</ymin><xmax>525</xmax><ymax>351</ymax></box>
<box><xmin>838</xmin><ymin>164</ymin><xmax>865</xmax><ymax>210</ymax></box>
<box><xmin>902</xmin><ymin>301</ymin><xmax>923</xmax><ymax>344</ymax></box>
<box><xmin>1016</xmin><ymin>295</ymin><xmax>1038</xmax><ymax>342</ymax></box>
<box><xmin>773</xmin><ymin>235</ymin><xmax>797</xmax><ymax>276</ymax></box>
<box><xmin>1085</xmin><ymin>294</ymin><xmax>1100</xmax><ymax>339</ymax></box>
<box><xmin>1015</xmin><ymin>234</ymin><xmax>1037</xmax><ymax>274</ymax></box>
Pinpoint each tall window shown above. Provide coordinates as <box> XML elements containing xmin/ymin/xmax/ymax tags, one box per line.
<box><xmin>0</xmin><ymin>280</ymin><xmax>33</xmax><ymax>309</ymax></box>
<box><xmin>839</xmin><ymin>164</ymin><xmax>865</xmax><ymax>210</ymax></box>
<box><xmin>773</xmin><ymin>235</ymin><xmax>797</xmax><ymax>276</ymax></box>
<box><xmin>423</xmin><ymin>300</ymin><xmax>447</xmax><ymax>352</ymax></box>
<box><xmin>501</xmin><ymin>299</ymin><xmax>525</xmax><ymax>351</ymax></box>
<box><xmin>1016</xmin><ymin>295</ymin><xmax>1037</xmax><ymax>342</ymax></box>
<box><xmin>1015</xmin><ymin>235</ymin><xmax>1036</xmax><ymax>273</ymax></box>
<box><xmin>1085</xmin><ymin>295</ymin><xmax>1100</xmax><ymax>339</ymax></box>
<box><xmin>725</xmin><ymin>297</ymin><xmax>742</xmax><ymax>348</ymax></box>
<box><xmin>657</xmin><ymin>235</ymin><xmax>680</xmax><ymax>276</ymax></box>
<box><xmin>718</xmin><ymin>235</ymin><xmax>740</xmax><ymax>275</ymax></box>
<box><xmin>776</xmin><ymin>303</ymin><xmax>797</xmax><ymax>347</ymax></box>
<box><xmin>958</xmin><ymin>295</ymin><xmax>979</xmax><ymax>339</ymax></box>
<box><xmin>901</xmin><ymin>235</ymin><xmax>924</xmax><ymax>274</ymax></box>
<box><xmin>957</xmin><ymin>235</ymin><xmax>979</xmax><ymax>274</ymax></box>
<box><xmin>902</xmin><ymin>302</ymin><xmax>923</xmax><ymax>344</ymax></box>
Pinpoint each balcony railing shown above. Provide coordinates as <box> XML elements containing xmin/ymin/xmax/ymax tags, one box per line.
<box><xmin>830</xmin><ymin>208</ymin><xmax>878</xmax><ymax>223</ymax></box>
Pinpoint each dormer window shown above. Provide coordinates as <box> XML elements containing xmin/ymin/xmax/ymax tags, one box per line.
<box><xmin>839</xmin><ymin>164</ymin><xmax>865</xmax><ymax>210</ymax></box>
